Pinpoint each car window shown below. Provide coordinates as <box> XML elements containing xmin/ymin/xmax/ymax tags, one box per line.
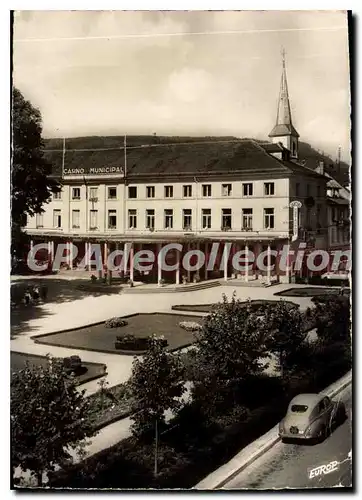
<box><xmin>318</xmin><ymin>400</ymin><xmax>325</xmax><ymax>413</ymax></box>
<box><xmin>291</xmin><ymin>404</ymin><xmax>308</xmax><ymax>413</ymax></box>
<box><xmin>323</xmin><ymin>397</ymin><xmax>331</xmax><ymax>408</ymax></box>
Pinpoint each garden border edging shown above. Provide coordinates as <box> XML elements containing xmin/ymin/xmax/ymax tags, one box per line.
<box><xmin>194</xmin><ymin>370</ymin><xmax>352</xmax><ymax>490</ymax></box>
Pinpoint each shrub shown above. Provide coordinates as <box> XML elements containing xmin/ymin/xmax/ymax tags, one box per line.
<box><xmin>63</xmin><ymin>355</ymin><xmax>82</xmax><ymax>373</ymax></box>
<box><xmin>105</xmin><ymin>317</ymin><xmax>128</xmax><ymax>329</ymax></box>
<box><xmin>90</xmin><ymin>275</ymin><xmax>97</xmax><ymax>283</ymax></box>
<box><xmin>179</xmin><ymin>321</ymin><xmax>202</xmax><ymax>332</ymax></box>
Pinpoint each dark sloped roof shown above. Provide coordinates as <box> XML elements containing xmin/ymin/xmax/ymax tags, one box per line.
<box><xmin>44</xmin><ymin>135</ymin><xmax>325</xmax><ymax>181</ymax></box>
<box><xmin>259</xmin><ymin>142</ymin><xmax>284</xmax><ymax>153</ymax></box>
<box><xmin>327</xmin><ymin>197</ymin><xmax>349</xmax><ymax>206</ymax></box>
<box><xmin>269</xmin><ymin>123</ymin><xmax>300</xmax><ymax>138</ymax></box>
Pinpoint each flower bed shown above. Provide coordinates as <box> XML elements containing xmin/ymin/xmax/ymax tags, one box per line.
<box><xmin>87</xmin><ymin>383</ymin><xmax>134</xmax><ymax>431</ymax></box>
<box><xmin>178</xmin><ymin>321</ymin><xmax>202</xmax><ymax>333</ymax></box>
<box><xmin>274</xmin><ymin>287</ymin><xmax>350</xmax><ymax>298</ymax></box>
<box><xmin>10</xmin><ymin>352</ymin><xmax>106</xmax><ymax>386</ymax></box>
<box><xmin>105</xmin><ymin>318</ymin><xmax>128</xmax><ymax>329</ymax></box>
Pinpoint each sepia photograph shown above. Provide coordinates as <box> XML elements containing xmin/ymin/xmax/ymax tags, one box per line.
<box><xmin>10</xmin><ymin>9</ymin><xmax>352</xmax><ymax>490</ymax></box>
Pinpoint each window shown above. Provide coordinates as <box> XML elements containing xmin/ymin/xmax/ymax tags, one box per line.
<box><xmin>264</xmin><ymin>208</ymin><xmax>275</xmax><ymax>229</ymax></box>
<box><xmin>108</xmin><ymin>187</ymin><xmax>117</xmax><ymax>200</ymax></box>
<box><xmin>89</xmin><ymin>210</ymin><xmax>98</xmax><ymax>229</ymax></box>
<box><xmin>128</xmin><ymin>209</ymin><xmax>137</xmax><ymax>229</ymax></box>
<box><xmin>296</xmin><ymin>183</ymin><xmax>300</xmax><ymax>196</ymax></box>
<box><xmin>222</xmin><ymin>184</ymin><xmax>232</xmax><ymax>197</ymax></box>
<box><xmin>164</xmin><ymin>185</ymin><xmax>174</xmax><ymax>198</ymax></box>
<box><xmin>36</xmin><ymin>213</ymin><xmax>44</xmax><ymax>228</ymax></box>
<box><xmin>164</xmin><ymin>209</ymin><xmax>173</xmax><ymax>229</ymax></box>
<box><xmin>72</xmin><ymin>187</ymin><xmax>81</xmax><ymax>200</ymax></box>
<box><xmin>53</xmin><ymin>209</ymin><xmax>61</xmax><ymax>228</ymax></box>
<box><xmin>202</xmin><ymin>208</ymin><xmax>211</xmax><ymax>229</ymax></box>
<box><xmin>183</xmin><ymin>185</ymin><xmax>192</xmax><ymax>197</ymax></box>
<box><xmin>183</xmin><ymin>209</ymin><xmax>192</xmax><ymax>230</ymax></box>
<box><xmin>306</xmin><ymin>184</ymin><xmax>310</xmax><ymax>196</ymax></box>
<box><xmin>128</xmin><ymin>186</ymin><xmax>137</xmax><ymax>199</ymax></box>
<box><xmin>317</xmin><ymin>185</ymin><xmax>321</xmax><ymax>198</ymax></box>
<box><xmin>202</xmin><ymin>184</ymin><xmax>212</xmax><ymax>197</ymax></box>
<box><xmin>146</xmin><ymin>186</ymin><xmax>155</xmax><ymax>198</ymax></box>
<box><xmin>306</xmin><ymin>207</ymin><xmax>312</xmax><ymax>227</ymax></box>
<box><xmin>242</xmin><ymin>183</ymin><xmax>253</xmax><ymax>196</ymax></box>
<box><xmin>146</xmin><ymin>209</ymin><xmax>155</xmax><ymax>229</ymax></box>
<box><xmin>89</xmin><ymin>187</ymin><xmax>98</xmax><ymax>201</ymax></box>
<box><xmin>108</xmin><ymin>209</ymin><xmax>117</xmax><ymax>229</ymax></box>
<box><xmin>72</xmin><ymin>209</ymin><xmax>80</xmax><ymax>229</ymax></box>
<box><xmin>53</xmin><ymin>190</ymin><xmax>62</xmax><ymax>200</ymax></box>
<box><xmin>222</xmin><ymin>208</ymin><xmax>232</xmax><ymax>230</ymax></box>
<box><xmin>291</xmin><ymin>405</ymin><xmax>308</xmax><ymax>413</ymax></box>
<box><xmin>264</xmin><ymin>182</ymin><xmax>275</xmax><ymax>196</ymax></box>
<box><xmin>242</xmin><ymin>208</ymin><xmax>253</xmax><ymax>230</ymax></box>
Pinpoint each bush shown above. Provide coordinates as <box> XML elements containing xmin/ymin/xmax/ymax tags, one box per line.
<box><xmin>63</xmin><ymin>355</ymin><xmax>82</xmax><ymax>374</ymax></box>
<box><xmin>105</xmin><ymin>317</ymin><xmax>128</xmax><ymax>329</ymax></box>
<box><xmin>178</xmin><ymin>321</ymin><xmax>202</xmax><ymax>332</ymax></box>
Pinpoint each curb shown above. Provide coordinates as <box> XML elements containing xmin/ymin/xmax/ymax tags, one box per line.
<box><xmin>194</xmin><ymin>370</ymin><xmax>352</xmax><ymax>490</ymax></box>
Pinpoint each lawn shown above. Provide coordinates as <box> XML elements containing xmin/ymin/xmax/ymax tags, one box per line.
<box><xmin>10</xmin><ymin>351</ymin><xmax>107</xmax><ymax>386</ymax></box>
<box><xmin>172</xmin><ymin>299</ymin><xmax>299</xmax><ymax>314</ymax></box>
<box><xmin>275</xmin><ymin>287</ymin><xmax>350</xmax><ymax>298</ymax></box>
<box><xmin>32</xmin><ymin>313</ymin><xmax>205</xmax><ymax>354</ymax></box>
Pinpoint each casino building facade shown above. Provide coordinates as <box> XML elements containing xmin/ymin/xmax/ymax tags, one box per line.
<box><xmin>25</xmin><ymin>56</ymin><xmax>339</xmax><ymax>283</ymax></box>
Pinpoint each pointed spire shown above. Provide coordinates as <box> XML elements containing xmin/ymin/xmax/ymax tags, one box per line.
<box><xmin>276</xmin><ymin>47</ymin><xmax>292</xmax><ymax>126</ymax></box>
<box><xmin>269</xmin><ymin>49</ymin><xmax>299</xmax><ymax>139</ymax></box>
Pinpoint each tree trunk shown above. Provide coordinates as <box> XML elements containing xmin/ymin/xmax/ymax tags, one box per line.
<box><xmin>154</xmin><ymin>418</ymin><xmax>158</xmax><ymax>478</ymax></box>
<box><xmin>36</xmin><ymin>470</ymin><xmax>43</xmax><ymax>487</ymax></box>
<box><xmin>280</xmin><ymin>351</ymin><xmax>284</xmax><ymax>378</ymax></box>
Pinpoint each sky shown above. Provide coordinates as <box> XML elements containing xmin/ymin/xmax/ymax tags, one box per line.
<box><xmin>13</xmin><ymin>10</ymin><xmax>351</xmax><ymax>162</ymax></box>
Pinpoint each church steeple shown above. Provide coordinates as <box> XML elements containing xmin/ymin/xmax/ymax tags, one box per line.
<box><xmin>269</xmin><ymin>49</ymin><xmax>299</xmax><ymax>159</ymax></box>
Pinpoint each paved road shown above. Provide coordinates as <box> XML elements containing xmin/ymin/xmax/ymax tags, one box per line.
<box><xmin>224</xmin><ymin>384</ymin><xmax>352</xmax><ymax>490</ymax></box>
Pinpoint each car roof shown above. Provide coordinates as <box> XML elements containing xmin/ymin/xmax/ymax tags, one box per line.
<box><xmin>289</xmin><ymin>393</ymin><xmax>326</xmax><ymax>408</ymax></box>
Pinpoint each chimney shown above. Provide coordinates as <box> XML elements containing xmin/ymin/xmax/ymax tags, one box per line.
<box><xmin>316</xmin><ymin>160</ymin><xmax>324</xmax><ymax>175</ymax></box>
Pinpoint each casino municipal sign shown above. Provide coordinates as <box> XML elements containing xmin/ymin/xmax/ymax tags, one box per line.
<box><xmin>63</xmin><ymin>166</ymin><xmax>125</xmax><ymax>177</ymax></box>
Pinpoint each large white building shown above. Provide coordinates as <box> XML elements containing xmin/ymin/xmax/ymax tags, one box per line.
<box><xmin>25</xmin><ymin>55</ymin><xmax>337</xmax><ymax>283</ymax></box>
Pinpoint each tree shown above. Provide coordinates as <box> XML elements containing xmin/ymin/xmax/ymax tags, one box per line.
<box><xmin>11</xmin><ymin>357</ymin><xmax>95</xmax><ymax>486</ymax></box>
<box><xmin>312</xmin><ymin>295</ymin><xmax>351</xmax><ymax>345</ymax></box>
<box><xmin>262</xmin><ymin>301</ymin><xmax>306</xmax><ymax>377</ymax></box>
<box><xmin>128</xmin><ymin>335</ymin><xmax>185</xmax><ymax>440</ymax></box>
<box><xmin>11</xmin><ymin>88</ymin><xmax>61</xmax><ymax>256</ymax></box>
<box><xmin>191</xmin><ymin>294</ymin><xmax>269</xmax><ymax>414</ymax></box>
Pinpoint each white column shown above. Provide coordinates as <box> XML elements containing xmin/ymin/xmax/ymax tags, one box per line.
<box><xmin>66</xmin><ymin>241</ymin><xmax>71</xmax><ymax>268</ymax></box>
<box><xmin>223</xmin><ymin>243</ymin><xmax>228</xmax><ymax>282</ymax></box>
<box><xmin>51</xmin><ymin>241</ymin><xmax>55</xmax><ymax>263</ymax></box>
<box><xmin>30</xmin><ymin>240</ymin><xmax>34</xmax><ymax>251</ymax></box>
<box><xmin>157</xmin><ymin>243</ymin><xmax>162</xmax><ymax>284</ymax></box>
<box><xmin>103</xmin><ymin>242</ymin><xmax>108</xmax><ymax>267</ymax></box>
<box><xmin>187</xmin><ymin>243</ymin><xmax>191</xmax><ymax>282</ymax></box>
<box><xmin>84</xmin><ymin>242</ymin><xmax>89</xmax><ymax>269</ymax></box>
<box><xmin>196</xmin><ymin>241</ymin><xmax>200</xmax><ymax>280</ymax></box>
<box><xmin>285</xmin><ymin>242</ymin><xmax>290</xmax><ymax>282</ymax></box>
<box><xmin>245</xmin><ymin>244</ymin><xmax>249</xmax><ymax>282</ymax></box>
<box><xmin>123</xmin><ymin>242</ymin><xmax>128</xmax><ymax>275</ymax></box>
<box><xmin>267</xmin><ymin>243</ymin><xmax>271</xmax><ymax>285</ymax></box>
<box><xmin>130</xmin><ymin>243</ymin><xmax>134</xmax><ymax>282</ymax></box>
<box><xmin>176</xmin><ymin>248</ymin><xmax>180</xmax><ymax>285</ymax></box>
<box><xmin>204</xmin><ymin>242</ymin><xmax>208</xmax><ymax>281</ymax></box>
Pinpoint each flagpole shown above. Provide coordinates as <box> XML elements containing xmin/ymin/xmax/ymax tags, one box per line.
<box><xmin>62</xmin><ymin>138</ymin><xmax>65</xmax><ymax>173</ymax></box>
<box><xmin>123</xmin><ymin>135</ymin><xmax>127</xmax><ymax>253</ymax></box>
